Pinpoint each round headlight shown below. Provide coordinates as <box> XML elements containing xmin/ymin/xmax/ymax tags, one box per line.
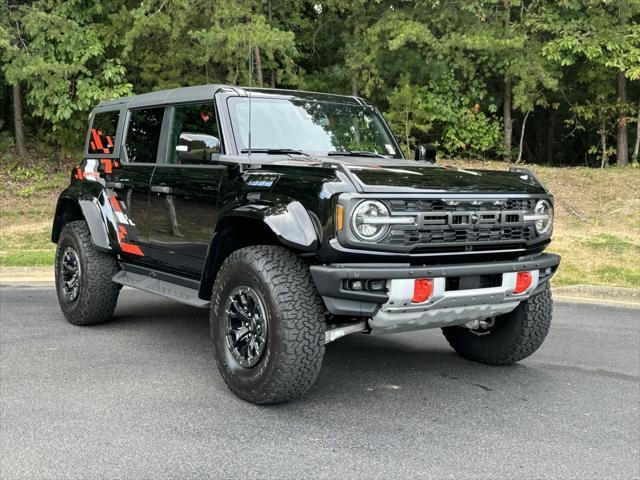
<box><xmin>534</xmin><ymin>199</ymin><xmax>553</xmax><ymax>235</ymax></box>
<box><xmin>351</xmin><ymin>200</ymin><xmax>390</xmax><ymax>241</ymax></box>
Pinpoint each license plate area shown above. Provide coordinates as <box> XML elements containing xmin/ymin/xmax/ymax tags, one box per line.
<box><xmin>445</xmin><ymin>273</ymin><xmax>503</xmax><ymax>291</ymax></box>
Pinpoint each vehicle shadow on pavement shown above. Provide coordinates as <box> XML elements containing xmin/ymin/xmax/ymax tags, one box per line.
<box><xmin>104</xmin><ymin>291</ymin><xmax>544</xmax><ymax>407</ymax></box>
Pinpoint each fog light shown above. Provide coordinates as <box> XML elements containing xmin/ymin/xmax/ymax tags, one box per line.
<box><xmin>349</xmin><ymin>280</ymin><xmax>363</xmax><ymax>290</ymax></box>
<box><xmin>412</xmin><ymin>279</ymin><xmax>434</xmax><ymax>303</ymax></box>
<box><xmin>367</xmin><ymin>279</ymin><xmax>386</xmax><ymax>291</ymax></box>
<box><xmin>513</xmin><ymin>271</ymin><xmax>533</xmax><ymax>294</ymax></box>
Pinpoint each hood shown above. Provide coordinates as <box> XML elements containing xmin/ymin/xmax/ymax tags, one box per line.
<box><xmin>323</xmin><ymin>157</ymin><xmax>547</xmax><ymax>194</ymax></box>
<box><xmin>243</xmin><ymin>154</ymin><xmax>547</xmax><ymax>194</ymax></box>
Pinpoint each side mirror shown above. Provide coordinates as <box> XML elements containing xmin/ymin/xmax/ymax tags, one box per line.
<box><xmin>176</xmin><ymin>132</ymin><xmax>221</xmax><ymax>164</ymax></box>
<box><xmin>177</xmin><ymin>140</ymin><xmax>208</xmax><ymax>164</ymax></box>
<box><xmin>415</xmin><ymin>143</ymin><xmax>437</xmax><ymax>163</ymax></box>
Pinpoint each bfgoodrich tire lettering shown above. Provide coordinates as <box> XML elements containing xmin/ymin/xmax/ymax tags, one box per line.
<box><xmin>55</xmin><ymin>220</ymin><xmax>120</xmax><ymax>325</ymax></box>
<box><xmin>441</xmin><ymin>285</ymin><xmax>553</xmax><ymax>365</ymax></box>
<box><xmin>210</xmin><ymin>245</ymin><xmax>325</xmax><ymax>405</ymax></box>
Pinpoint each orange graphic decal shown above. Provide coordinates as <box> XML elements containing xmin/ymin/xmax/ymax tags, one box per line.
<box><xmin>100</xmin><ymin>159</ymin><xmax>113</xmax><ymax>174</ymax></box>
<box><xmin>109</xmin><ymin>195</ymin><xmax>122</xmax><ymax>212</ymax></box>
<box><xmin>117</xmin><ymin>226</ymin><xmax>144</xmax><ymax>256</ymax></box>
<box><xmin>90</xmin><ymin>128</ymin><xmax>111</xmax><ymax>154</ymax></box>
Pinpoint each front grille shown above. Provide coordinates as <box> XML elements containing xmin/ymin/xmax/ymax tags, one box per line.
<box><xmin>387</xmin><ymin>198</ymin><xmax>536</xmax><ymax>213</ymax></box>
<box><xmin>380</xmin><ymin>198</ymin><xmax>537</xmax><ymax>250</ymax></box>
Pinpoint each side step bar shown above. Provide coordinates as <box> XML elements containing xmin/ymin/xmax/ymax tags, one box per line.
<box><xmin>112</xmin><ymin>265</ymin><xmax>210</xmax><ymax>308</ymax></box>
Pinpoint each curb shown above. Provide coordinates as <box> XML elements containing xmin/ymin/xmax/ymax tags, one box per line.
<box><xmin>0</xmin><ymin>267</ymin><xmax>54</xmax><ymax>284</ymax></box>
<box><xmin>553</xmin><ymin>284</ymin><xmax>639</xmax><ymax>305</ymax></box>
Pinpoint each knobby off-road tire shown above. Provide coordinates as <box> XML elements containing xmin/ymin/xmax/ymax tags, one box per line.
<box><xmin>441</xmin><ymin>285</ymin><xmax>553</xmax><ymax>365</ymax></box>
<box><xmin>210</xmin><ymin>245</ymin><xmax>326</xmax><ymax>405</ymax></box>
<box><xmin>55</xmin><ymin>220</ymin><xmax>120</xmax><ymax>326</ymax></box>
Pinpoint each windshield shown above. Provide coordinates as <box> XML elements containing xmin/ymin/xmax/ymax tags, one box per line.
<box><xmin>227</xmin><ymin>97</ymin><xmax>402</xmax><ymax>158</ymax></box>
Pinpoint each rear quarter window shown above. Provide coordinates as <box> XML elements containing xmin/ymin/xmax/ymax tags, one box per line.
<box><xmin>88</xmin><ymin>110</ymin><xmax>119</xmax><ymax>155</ymax></box>
<box><xmin>125</xmin><ymin>107</ymin><xmax>164</xmax><ymax>164</ymax></box>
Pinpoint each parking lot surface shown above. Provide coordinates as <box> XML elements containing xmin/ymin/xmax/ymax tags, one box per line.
<box><xmin>1</xmin><ymin>285</ymin><xmax>638</xmax><ymax>479</ymax></box>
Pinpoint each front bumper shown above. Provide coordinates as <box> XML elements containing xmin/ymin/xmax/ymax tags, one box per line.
<box><xmin>310</xmin><ymin>253</ymin><xmax>560</xmax><ymax>334</ymax></box>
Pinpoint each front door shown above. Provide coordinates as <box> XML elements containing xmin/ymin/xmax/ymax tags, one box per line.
<box><xmin>147</xmin><ymin>101</ymin><xmax>227</xmax><ymax>277</ymax></box>
<box><xmin>104</xmin><ymin>106</ymin><xmax>165</xmax><ymax>261</ymax></box>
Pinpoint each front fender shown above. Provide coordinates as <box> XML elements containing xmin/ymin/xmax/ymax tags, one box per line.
<box><xmin>197</xmin><ymin>200</ymin><xmax>321</xmax><ymax>300</ymax></box>
<box><xmin>223</xmin><ymin>200</ymin><xmax>320</xmax><ymax>251</ymax></box>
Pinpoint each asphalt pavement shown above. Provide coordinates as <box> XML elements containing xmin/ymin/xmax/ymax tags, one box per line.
<box><xmin>1</xmin><ymin>285</ymin><xmax>638</xmax><ymax>479</ymax></box>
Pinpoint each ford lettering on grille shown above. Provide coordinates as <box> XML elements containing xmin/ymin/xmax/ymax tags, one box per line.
<box><xmin>419</xmin><ymin>211</ymin><xmax>524</xmax><ymax>229</ymax></box>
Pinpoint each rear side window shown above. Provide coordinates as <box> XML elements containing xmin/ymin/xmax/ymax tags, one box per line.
<box><xmin>88</xmin><ymin>111</ymin><xmax>119</xmax><ymax>155</ymax></box>
<box><xmin>125</xmin><ymin>107</ymin><xmax>164</xmax><ymax>163</ymax></box>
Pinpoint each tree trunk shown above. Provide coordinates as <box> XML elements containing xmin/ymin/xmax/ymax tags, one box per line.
<box><xmin>600</xmin><ymin>119</ymin><xmax>609</xmax><ymax>168</ymax></box>
<box><xmin>351</xmin><ymin>76</ymin><xmax>358</xmax><ymax>97</ymax></box>
<box><xmin>616</xmin><ymin>71</ymin><xmax>629</xmax><ymax>166</ymax></box>
<box><xmin>502</xmin><ymin>0</ymin><xmax>512</xmax><ymax>161</ymax></box>
<box><xmin>12</xmin><ymin>83</ymin><xmax>27</xmax><ymax>158</ymax></box>
<box><xmin>546</xmin><ymin>110</ymin><xmax>555</xmax><ymax>165</ymax></box>
<box><xmin>632</xmin><ymin>99</ymin><xmax>639</xmax><ymax>166</ymax></box>
<box><xmin>253</xmin><ymin>45</ymin><xmax>263</xmax><ymax>87</ymax></box>
<box><xmin>267</xmin><ymin>0</ymin><xmax>276</xmax><ymax>88</ymax></box>
<box><xmin>516</xmin><ymin>110</ymin><xmax>531</xmax><ymax>164</ymax></box>
<box><xmin>503</xmin><ymin>78</ymin><xmax>512</xmax><ymax>160</ymax></box>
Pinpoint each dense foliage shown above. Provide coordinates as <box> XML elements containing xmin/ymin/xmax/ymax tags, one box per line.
<box><xmin>1</xmin><ymin>0</ymin><xmax>639</xmax><ymax>166</ymax></box>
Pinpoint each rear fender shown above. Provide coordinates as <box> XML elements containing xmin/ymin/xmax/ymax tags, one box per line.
<box><xmin>52</xmin><ymin>183</ymin><xmax>141</xmax><ymax>255</ymax></box>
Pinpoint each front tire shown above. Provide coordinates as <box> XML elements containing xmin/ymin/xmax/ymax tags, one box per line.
<box><xmin>210</xmin><ymin>246</ymin><xmax>325</xmax><ymax>405</ymax></box>
<box><xmin>442</xmin><ymin>285</ymin><xmax>553</xmax><ymax>365</ymax></box>
<box><xmin>55</xmin><ymin>220</ymin><xmax>120</xmax><ymax>326</ymax></box>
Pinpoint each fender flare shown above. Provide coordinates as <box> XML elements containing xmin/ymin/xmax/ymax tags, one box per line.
<box><xmin>198</xmin><ymin>200</ymin><xmax>321</xmax><ymax>299</ymax></box>
<box><xmin>232</xmin><ymin>200</ymin><xmax>320</xmax><ymax>251</ymax></box>
<box><xmin>77</xmin><ymin>197</ymin><xmax>115</xmax><ymax>251</ymax></box>
<box><xmin>52</xmin><ymin>189</ymin><xmax>119</xmax><ymax>252</ymax></box>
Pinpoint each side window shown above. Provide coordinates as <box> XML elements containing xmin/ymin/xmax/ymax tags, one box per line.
<box><xmin>88</xmin><ymin>110</ymin><xmax>119</xmax><ymax>155</ymax></box>
<box><xmin>125</xmin><ymin>107</ymin><xmax>164</xmax><ymax>163</ymax></box>
<box><xmin>168</xmin><ymin>103</ymin><xmax>221</xmax><ymax>165</ymax></box>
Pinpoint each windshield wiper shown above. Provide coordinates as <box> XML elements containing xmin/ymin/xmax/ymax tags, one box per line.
<box><xmin>327</xmin><ymin>150</ymin><xmax>386</xmax><ymax>158</ymax></box>
<box><xmin>241</xmin><ymin>148</ymin><xmax>308</xmax><ymax>156</ymax></box>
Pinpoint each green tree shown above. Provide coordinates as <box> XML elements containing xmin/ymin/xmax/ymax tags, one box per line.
<box><xmin>0</xmin><ymin>0</ymin><xmax>134</xmax><ymax>147</ymax></box>
<box><xmin>530</xmin><ymin>0</ymin><xmax>640</xmax><ymax>166</ymax></box>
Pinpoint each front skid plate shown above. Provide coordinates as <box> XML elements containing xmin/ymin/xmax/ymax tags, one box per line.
<box><xmin>368</xmin><ymin>271</ymin><xmax>539</xmax><ymax>334</ymax></box>
<box><xmin>369</xmin><ymin>301</ymin><xmax>520</xmax><ymax>335</ymax></box>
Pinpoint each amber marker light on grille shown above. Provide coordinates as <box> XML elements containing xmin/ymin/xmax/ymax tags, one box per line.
<box><xmin>336</xmin><ymin>204</ymin><xmax>344</xmax><ymax>231</ymax></box>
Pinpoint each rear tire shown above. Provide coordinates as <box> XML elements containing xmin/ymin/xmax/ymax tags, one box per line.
<box><xmin>55</xmin><ymin>220</ymin><xmax>120</xmax><ymax>325</ymax></box>
<box><xmin>210</xmin><ymin>245</ymin><xmax>325</xmax><ymax>405</ymax></box>
<box><xmin>441</xmin><ymin>285</ymin><xmax>553</xmax><ymax>365</ymax></box>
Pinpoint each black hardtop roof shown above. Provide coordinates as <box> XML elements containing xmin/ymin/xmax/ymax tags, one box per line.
<box><xmin>94</xmin><ymin>84</ymin><xmax>366</xmax><ymax>112</ymax></box>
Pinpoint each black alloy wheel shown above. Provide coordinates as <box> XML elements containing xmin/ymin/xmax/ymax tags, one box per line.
<box><xmin>60</xmin><ymin>246</ymin><xmax>81</xmax><ymax>302</ymax></box>
<box><xmin>225</xmin><ymin>286</ymin><xmax>268</xmax><ymax>368</ymax></box>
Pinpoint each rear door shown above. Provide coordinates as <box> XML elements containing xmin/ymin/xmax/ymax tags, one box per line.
<box><xmin>104</xmin><ymin>106</ymin><xmax>165</xmax><ymax>261</ymax></box>
<box><xmin>146</xmin><ymin>101</ymin><xmax>228</xmax><ymax>276</ymax></box>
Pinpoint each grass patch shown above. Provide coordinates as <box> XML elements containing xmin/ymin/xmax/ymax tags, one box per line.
<box><xmin>594</xmin><ymin>266</ymin><xmax>640</xmax><ymax>288</ymax></box>
<box><xmin>0</xmin><ymin>250</ymin><xmax>55</xmax><ymax>267</ymax></box>
<box><xmin>583</xmin><ymin>234</ymin><xmax>638</xmax><ymax>255</ymax></box>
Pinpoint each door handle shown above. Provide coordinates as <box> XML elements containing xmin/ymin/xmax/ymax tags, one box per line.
<box><xmin>151</xmin><ymin>185</ymin><xmax>172</xmax><ymax>194</ymax></box>
<box><xmin>106</xmin><ymin>181</ymin><xmax>124</xmax><ymax>189</ymax></box>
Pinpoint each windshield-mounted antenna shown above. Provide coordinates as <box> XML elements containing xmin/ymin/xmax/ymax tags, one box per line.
<box><xmin>247</xmin><ymin>30</ymin><xmax>253</xmax><ymax>165</ymax></box>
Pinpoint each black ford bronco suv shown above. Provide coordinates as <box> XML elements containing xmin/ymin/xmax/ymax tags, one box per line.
<box><xmin>52</xmin><ymin>85</ymin><xmax>560</xmax><ymax>404</ymax></box>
